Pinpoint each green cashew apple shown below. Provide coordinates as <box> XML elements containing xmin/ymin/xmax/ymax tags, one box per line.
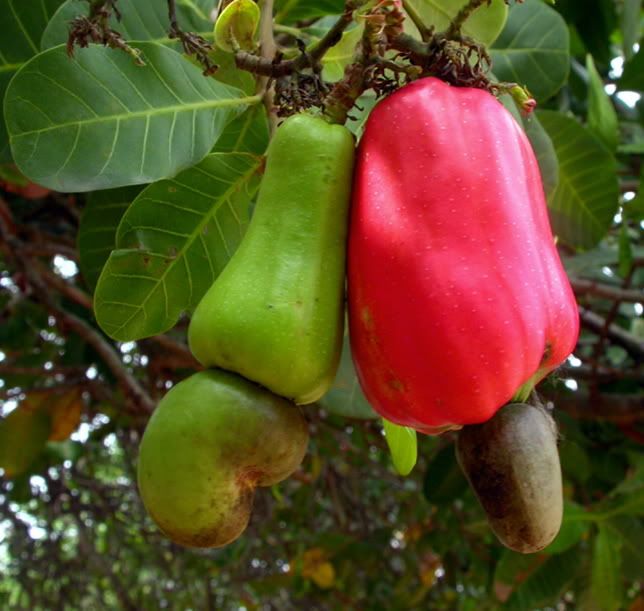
<box><xmin>456</xmin><ymin>402</ymin><xmax>563</xmax><ymax>554</ymax></box>
<box><xmin>137</xmin><ymin>369</ymin><xmax>309</xmax><ymax>548</ymax></box>
<box><xmin>188</xmin><ymin>113</ymin><xmax>355</xmax><ymax>404</ymax></box>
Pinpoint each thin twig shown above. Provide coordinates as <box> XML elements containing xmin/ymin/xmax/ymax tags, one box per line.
<box><xmin>37</xmin><ymin>264</ymin><xmax>94</xmax><ymax>310</ymax></box>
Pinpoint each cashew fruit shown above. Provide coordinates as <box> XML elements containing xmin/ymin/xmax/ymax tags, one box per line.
<box><xmin>456</xmin><ymin>402</ymin><xmax>563</xmax><ymax>553</ymax></box>
<box><xmin>188</xmin><ymin>113</ymin><xmax>355</xmax><ymax>404</ymax></box>
<box><xmin>137</xmin><ymin>369</ymin><xmax>309</xmax><ymax>548</ymax></box>
<box><xmin>348</xmin><ymin>77</ymin><xmax>579</xmax><ymax>432</ymax></box>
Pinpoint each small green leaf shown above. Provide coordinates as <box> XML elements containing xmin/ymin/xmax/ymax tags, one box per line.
<box><xmin>214</xmin><ymin>0</ymin><xmax>261</xmax><ymax>52</ymax></box>
<box><xmin>406</xmin><ymin>0</ymin><xmax>508</xmax><ymax>46</ymax></box>
<box><xmin>586</xmin><ymin>54</ymin><xmax>618</xmax><ymax>152</ymax></box>
<box><xmin>383</xmin><ymin>419</ymin><xmax>417</xmax><ymax>476</ymax></box>
<box><xmin>491</xmin><ymin>0</ymin><xmax>570</xmax><ymax>102</ymax></box>
<box><xmin>274</xmin><ymin>0</ymin><xmax>344</xmax><ymax>23</ymax></box>
<box><xmin>322</xmin><ymin>25</ymin><xmax>363</xmax><ymax>82</ymax></box>
<box><xmin>589</xmin><ymin>526</ymin><xmax>623</xmax><ymax>611</ymax></box>
<box><xmin>538</xmin><ymin>110</ymin><xmax>619</xmax><ymax>250</ymax></box>
<box><xmin>94</xmin><ymin>152</ymin><xmax>261</xmax><ymax>341</ymax></box>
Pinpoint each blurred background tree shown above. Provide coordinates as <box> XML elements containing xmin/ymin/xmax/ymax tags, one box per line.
<box><xmin>0</xmin><ymin>0</ymin><xmax>642</xmax><ymax>609</ymax></box>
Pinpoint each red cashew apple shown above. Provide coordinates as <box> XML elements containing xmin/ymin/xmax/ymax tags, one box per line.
<box><xmin>348</xmin><ymin>77</ymin><xmax>579</xmax><ymax>433</ymax></box>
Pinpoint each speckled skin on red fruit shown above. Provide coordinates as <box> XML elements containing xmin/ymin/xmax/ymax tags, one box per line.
<box><xmin>347</xmin><ymin>77</ymin><xmax>579</xmax><ymax>434</ymax></box>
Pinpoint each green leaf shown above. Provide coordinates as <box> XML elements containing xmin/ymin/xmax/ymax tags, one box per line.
<box><xmin>619</xmin><ymin>140</ymin><xmax>644</xmax><ymax>154</ymax></box>
<box><xmin>606</xmin><ymin>487</ymin><xmax>644</xmax><ymax>518</ymax></box>
<box><xmin>77</xmin><ymin>186</ymin><xmax>142</xmax><ymax>290</ymax></box>
<box><xmin>213</xmin><ymin>105</ymin><xmax>269</xmax><ymax>155</ymax></box>
<box><xmin>586</xmin><ymin>55</ymin><xmax>618</xmax><ymax>152</ymax></box>
<box><xmin>589</xmin><ymin>526</ymin><xmax>623</xmax><ymax>611</ymax></box>
<box><xmin>620</xmin><ymin>48</ymin><xmax>644</xmax><ymax>90</ymax></box>
<box><xmin>5</xmin><ymin>43</ymin><xmax>252</xmax><ymax>192</ymax></box>
<box><xmin>382</xmin><ymin>419</ymin><xmax>417</xmax><ymax>476</ymax></box>
<box><xmin>319</xmin><ymin>331</ymin><xmax>379</xmax><ymax>420</ymax></box>
<box><xmin>204</xmin><ymin>47</ymin><xmax>256</xmax><ymax>96</ymax></box>
<box><xmin>505</xmin><ymin>547</ymin><xmax>581</xmax><ymax>611</ymax></box>
<box><xmin>94</xmin><ymin>152</ymin><xmax>261</xmax><ymax>341</ymax></box>
<box><xmin>493</xmin><ymin>551</ymin><xmax>543</xmax><ymax>603</ymax></box>
<box><xmin>560</xmin><ymin>440</ymin><xmax>592</xmax><ymax>483</ymax></box>
<box><xmin>538</xmin><ymin>110</ymin><xmax>619</xmax><ymax>250</ymax></box>
<box><xmin>620</xmin><ymin>0</ymin><xmax>642</xmax><ymax>60</ymax></box>
<box><xmin>555</xmin><ymin>0</ymin><xmax>617</xmax><ymax>66</ymax></box>
<box><xmin>499</xmin><ymin>91</ymin><xmax>558</xmax><ymax>197</ymax></box>
<box><xmin>41</xmin><ymin>0</ymin><xmax>213</xmax><ymax>50</ymax></box>
<box><xmin>545</xmin><ymin>502</ymin><xmax>592</xmax><ymax>554</ymax></box>
<box><xmin>523</xmin><ymin>113</ymin><xmax>559</xmax><ymax>198</ymax></box>
<box><xmin>604</xmin><ymin>517</ymin><xmax>644</xmax><ymax>581</ymax></box>
<box><xmin>275</xmin><ymin>0</ymin><xmax>345</xmax><ymax>24</ymax></box>
<box><xmin>0</xmin><ymin>0</ymin><xmax>66</xmax><ymax>162</ymax></box>
<box><xmin>321</xmin><ymin>25</ymin><xmax>363</xmax><ymax>82</ymax></box>
<box><xmin>423</xmin><ymin>443</ymin><xmax>468</xmax><ymax>504</ymax></box>
<box><xmin>406</xmin><ymin>0</ymin><xmax>508</xmax><ymax>45</ymax></box>
<box><xmin>491</xmin><ymin>0</ymin><xmax>570</xmax><ymax>102</ymax></box>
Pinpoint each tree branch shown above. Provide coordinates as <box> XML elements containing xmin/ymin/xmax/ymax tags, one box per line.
<box><xmin>0</xmin><ymin>202</ymin><xmax>154</xmax><ymax>414</ymax></box>
<box><xmin>234</xmin><ymin>0</ymin><xmax>360</xmax><ymax>78</ymax></box>
<box><xmin>571</xmin><ymin>278</ymin><xmax>643</xmax><ymax>303</ymax></box>
<box><xmin>547</xmin><ymin>390</ymin><xmax>644</xmax><ymax>423</ymax></box>
<box><xmin>558</xmin><ymin>363</ymin><xmax>644</xmax><ymax>384</ymax></box>
<box><xmin>579</xmin><ymin>306</ymin><xmax>644</xmax><ymax>359</ymax></box>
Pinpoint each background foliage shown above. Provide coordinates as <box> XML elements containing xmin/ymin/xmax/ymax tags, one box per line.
<box><xmin>0</xmin><ymin>0</ymin><xmax>642</xmax><ymax>609</ymax></box>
